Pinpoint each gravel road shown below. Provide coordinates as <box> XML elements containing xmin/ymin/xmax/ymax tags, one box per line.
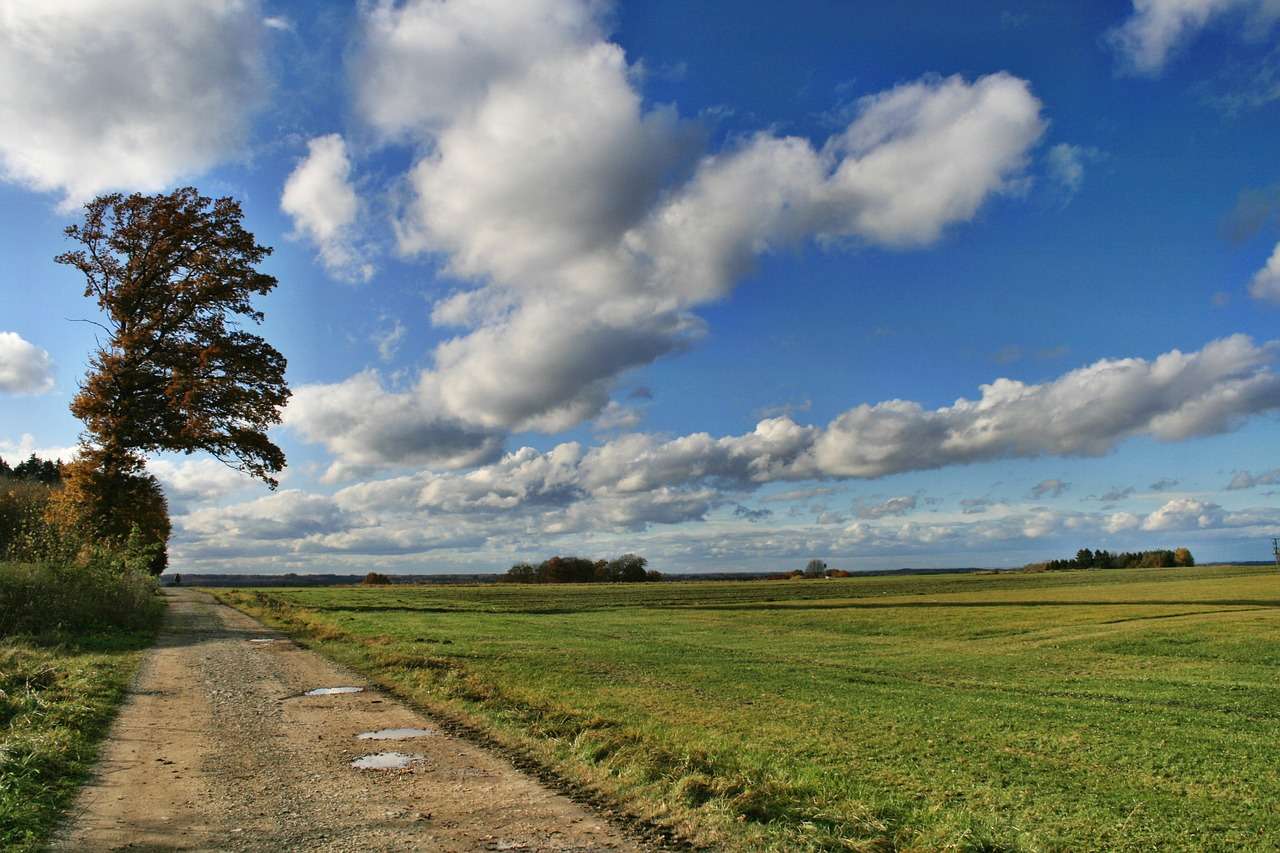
<box><xmin>54</xmin><ymin>588</ymin><xmax>651</xmax><ymax>852</ymax></box>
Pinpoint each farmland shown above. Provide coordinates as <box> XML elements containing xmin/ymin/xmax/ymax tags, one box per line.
<box><xmin>213</xmin><ymin>564</ymin><xmax>1280</xmax><ymax>851</ymax></box>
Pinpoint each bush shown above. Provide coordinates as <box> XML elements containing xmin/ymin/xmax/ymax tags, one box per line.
<box><xmin>362</xmin><ymin>572</ymin><xmax>392</xmax><ymax>585</ymax></box>
<box><xmin>0</xmin><ymin>559</ymin><xmax>162</xmax><ymax>636</ymax></box>
<box><xmin>0</xmin><ymin>481</ymin><xmax>79</xmax><ymax>566</ymax></box>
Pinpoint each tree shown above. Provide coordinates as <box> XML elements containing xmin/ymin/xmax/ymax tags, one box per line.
<box><xmin>608</xmin><ymin>553</ymin><xmax>648</xmax><ymax>582</ymax></box>
<box><xmin>1174</xmin><ymin>547</ymin><xmax>1194</xmax><ymax>567</ymax></box>
<box><xmin>46</xmin><ymin>458</ymin><xmax>171</xmax><ymax>575</ymax></box>
<box><xmin>804</xmin><ymin>559</ymin><xmax>828</xmax><ymax>578</ymax></box>
<box><xmin>57</xmin><ymin>187</ymin><xmax>290</xmax><ymax>489</ymax></box>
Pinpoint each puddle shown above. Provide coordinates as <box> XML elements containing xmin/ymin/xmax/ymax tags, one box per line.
<box><xmin>357</xmin><ymin>727</ymin><xmax>437</xmax><ymax>740</ymax></box>
<box><xmin>350</xmin><ymin>751</ymin><xmax>425</xmax><ymax>770</ymax></box>
<box><xmin>248</xmin><ymin>638</ymin><xmax>279</xmax><ymax>645</ymax></box>
<box><xmin>304</xmin><ymin>686</ymin><xmax>365</xmax><ymax>696</ymax></box>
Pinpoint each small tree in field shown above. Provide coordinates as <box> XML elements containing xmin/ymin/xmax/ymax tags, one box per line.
<box><xmin>804</xmin><ymin>559</ymin><xmax>828</xmax><ymax>578</ymax></box>
<box><xmin>55</xmin><ymin>188</ymin><xmax>291</xmax><ymax>570</ymax></box>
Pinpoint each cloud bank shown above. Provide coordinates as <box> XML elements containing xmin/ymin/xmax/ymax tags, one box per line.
<box><xmin>0</xmin><ymin>0</ymin><xmax>267</xmax><ymax>204</ymax></box>
<box><xmin>281</xmin><ymin>0</ymin><xmax>1049</xmax><ymax>476</ymax></box>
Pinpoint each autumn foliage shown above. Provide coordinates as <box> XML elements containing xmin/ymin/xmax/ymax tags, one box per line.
<box><xmin>31</xmin><ymin>187</ymin><xmax>293</xmax><ymax>576</ymax></box>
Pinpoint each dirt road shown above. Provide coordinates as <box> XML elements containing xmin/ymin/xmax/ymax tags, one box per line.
<box><xmin>55</xmin><ymin>589</ymin><xmax>650</xmax><ymax>852</ymax></box>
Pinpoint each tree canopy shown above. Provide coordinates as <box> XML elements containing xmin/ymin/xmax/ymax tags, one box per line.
<box><xmin>57</xmin><ymin>187</ymin><xmax>290</xmax><ymax>487</ymax></box>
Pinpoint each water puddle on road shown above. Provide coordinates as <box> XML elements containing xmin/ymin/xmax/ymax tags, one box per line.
<box><xmin>248</xmin><ymin>638</ymin><xmax>280</xmax><ymax>645</ymax></box>
<box><xmin>304</xmin><ymin>686</ymin><xmax>365</xmax><ymax>696</ymax></box>
<box><xmin>356</xmin><ymin>728</ymin><xmax>437</xmax><ymax>740</ymax></box>
<box><xmin>350</xmin><ymin>751</ymin><xmax>425</xmax><ymax>770</ymax></box>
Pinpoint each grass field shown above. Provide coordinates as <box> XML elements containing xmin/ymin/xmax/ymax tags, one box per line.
<box><xmin>0</xmin><ymin>630</ymin><xmax>157</xmax><ymax>851</ymax></box>
<box><xmin>0</xmin><ymin>561</ymin><xmax>162</xmax><ymax>851</ymax></box>
<box><xmin>214</xmin><ymin>565</ymin><xmax>1280</xmax><ymax>851</ymax></box>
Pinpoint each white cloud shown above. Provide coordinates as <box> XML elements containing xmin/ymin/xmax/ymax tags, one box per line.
<box><xmin>282</xmin><ymin>371</ymin><xmax>503</xmax><ymax>481</ymax></box>
<box><xmin>812</xmin><ymin>335</ymin><xmax>1280</xmax><ymax>477</ymax></box>
<box><xmin>593</xmin><ymin>401</ymin><xmax>643</xmax><ymax>432</ymax></box>
<box><xmin>148</xmin><ymin>458</ymin><xmax>255</xmax><ymax>504</ymax></box>
<box><xmin>0</xmin><ymin>0</ymin><xmax>267</xmax><ymax>204</ymax></box>
<box><xmin>854</xmin><ymin>495</ymin><xmax>919</xmax><ymax>519</ymax></box>
<box><xmin>1107</xmin><ymin>0</ymin><xmax>1280</xmax><ymax>76</ymax></box>
<box><xmin>0</xmin><ymin>433</ymin><xmax>78</xmax><ymax>464</ymax></box>
<box><xmin>280</xmin><ymin>134</ymin><xmax>373</xmax><ymax>283</ymax></box>
<box><xmin>181</xmin><ymin>490</ymin><xmax>350</xmax><ymax>541</ymax></box>
<box><xmin>1249</xmin><ymin>242</ymin><xmax>1280</xmax><ymax>302</ymax></box>
<box><xmin>307</xmin><ymin>0</ymin><xmax>1047</xmax><ymax>469</ymax></box>
<box><xmin>1141</xmin><ymin>497</ymin><xmax>1225</xmax><ymax>530</ymax></box>
<box><xmin>0</xmin><ymin>332</ymin><xmax>54</xmax><ymax>394</ymax></box>
<box><xmin>283</xmin><ymin>336</ymin><xmax>1280</xmax><ymax>547</ymax></box>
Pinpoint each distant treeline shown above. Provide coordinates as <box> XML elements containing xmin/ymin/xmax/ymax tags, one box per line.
<box><xmin>503</xmin><ymin>553</ymin><xmax>662</xmax><ymax>584</ymax></box>
<box><xmin>0</xmin><ymin>454</ymin><xmax>63</xmax><ymax>485</ymax></box>
<box><xmin>1027</xmin><ymin>547</ymin><xmax>1194</xmax><ymax>572</ymax></box>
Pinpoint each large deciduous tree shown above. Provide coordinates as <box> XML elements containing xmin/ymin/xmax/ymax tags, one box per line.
<box><xmin>57</xmin><ymin>187</ymin><xmax>291</xmax><ymax>485</ymax></box>
<box><xmin>55</xmin><ymin>188</ymin><xmax>291</xmax><ymax>571</ymax></box>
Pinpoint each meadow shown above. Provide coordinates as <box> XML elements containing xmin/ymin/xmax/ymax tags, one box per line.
<box><xmin>214</xmin><ymin>565</ymin><xmax>1280</xmax><ymax>851</ymax></box>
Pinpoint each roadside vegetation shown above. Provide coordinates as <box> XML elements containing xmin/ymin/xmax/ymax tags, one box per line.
<box><xmin>216</xmin><ymin>564</ymin><xmax>1280</xmax><ymax>851</ymax></box>
<box><xmin>0</xmin><ymin>185</ymin><xmax>291</xmax><ymax>851</ymax></box>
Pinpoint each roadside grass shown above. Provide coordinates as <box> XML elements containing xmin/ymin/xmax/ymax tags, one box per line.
<box><xmin>213</xmin><ymin>565</ymin><xmax>1280</xmax><ymax>851</ymax></box>
<box><xmin>0</xmin><ymin>563</ymin><xmax>162</xmax><ymax>852</ymax></box>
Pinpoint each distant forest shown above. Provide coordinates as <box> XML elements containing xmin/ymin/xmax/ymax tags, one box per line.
<box><xmin>0</xmin><ymin>454</ymin><xmax>62</xmax><ymax>485</ymax></box>
<box><xmin>1027</xmin><ymin>547</ymin><xmax>1194</xmax><ymax>572</ymax></box>
<box><xmin>503</xmin><ymin>554</ymin><xmax>662</xmax><ymax>584</ymax></box>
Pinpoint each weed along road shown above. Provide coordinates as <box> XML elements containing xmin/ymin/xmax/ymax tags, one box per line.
<box><xmin>55</xmin><ymin>589</ymin><xmax>648</xmax><ymax>852</ymax></box>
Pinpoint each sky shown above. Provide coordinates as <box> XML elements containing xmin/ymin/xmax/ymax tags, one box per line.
<box><xmin>1</xmin><ymin>0</ymin><xmax>1279</xmax><ymax>575</ymax></box>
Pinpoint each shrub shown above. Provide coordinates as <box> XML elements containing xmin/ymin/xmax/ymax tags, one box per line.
<box><xmin>0</xmin><ymin>559</ymin><xmax>161</xmax><ymax>636</ymax></box>
<box><xmin>362</xmin><ymin>572</ymin><xmax>392</xmax><ymax>585</ymax></box>
<box><xmin>0</xmin><ymin>481</ymin><xmax>79</xmax><ymax>566</ymax></box>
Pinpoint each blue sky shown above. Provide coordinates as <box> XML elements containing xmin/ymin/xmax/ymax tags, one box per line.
<box><xmin>1</xmin><ymin>0</ymin><xmax>1278</xmax><ymax>574</ymax></box>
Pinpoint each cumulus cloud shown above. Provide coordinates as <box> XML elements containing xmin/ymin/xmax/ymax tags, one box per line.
<box><xmin>1107</xmin><ymin>0</ymin><xmax>1280</xmax><ymax>76</ymax></box>
<box><xmin>148</xmin><ymin>458</ymin><xmax>255</xmax><ymax>505</ymax></box>
<box><xmin>277</xmin><ymin>336</ymin><xmax>1280</xmax><ymax>550</ymax></box>
<box><xmin>284</xmin><ymin>0</ymin><xmax>1048</xmax><ymax>472</ymax></box>
<box><xmin>1141</xmin><ymin>497</ymin><xmax>1225</xmax><ymax>530</ymax></box>
<box><xmin>812</xmin><ymin>335</ymin><xmax>1280</xmax><ymax>478</ymax></box>
<box><xmin>1249</xmin><ymin>242</ymin><xmax>1280</xmax><ymax>302</ymax></box>
<box><xmin>280</xmin><ymin>134</ymin><xmax>374</xmax><ymax>282</ymax></box>
<box><xmin>593</xmin><ymin>401</ymin><xmax>643</xmax><ymax>432</ymax></box>
<box><xmin>0</xmin><ymin>0</ymin><xmax>266</xmax><ymax>204</ymax></box>
<box><xmin>181</xmin><ymin>490</ymin><xmax>351</xmax><ymax>541</ymax></box>
<box><xmin>283</xmin><ymin>371</ymin><xmax>503</xmax><ymax>481</ymax></box>
<box><xmin>1226</xmin><ymin>467</ymin><xmax>1280</xmax><ymax>489</ymax></box>
<box><xmin>0</xmin><ymin>332</ymin><xmax>54</xmax><ymax>394</ymax></box>
<box><xmin>854</xmin><ymin>495</ymin><xmax>919</xmax><ymax>519</ymax></box>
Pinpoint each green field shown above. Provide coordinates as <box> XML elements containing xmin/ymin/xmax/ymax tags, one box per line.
<box><xmin>214</xmin><ymin>565</ymin><xmax>1280</xmax><ymax>851</ymax></box>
